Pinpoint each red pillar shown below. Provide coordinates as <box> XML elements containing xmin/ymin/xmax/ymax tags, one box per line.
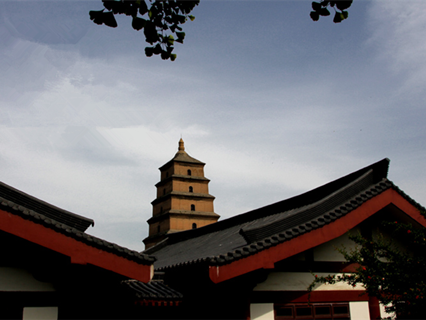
<box><xmin>369</xmin><ymin>296</ymin><xmax>381</xmax><ymax>319</ymax></box>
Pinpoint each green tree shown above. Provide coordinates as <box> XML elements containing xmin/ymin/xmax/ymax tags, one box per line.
<box><xmin>308</xmin><ymin>221</ymin><xmax>426</xmax><ymax>319</ymax></box>
<box><xmin>89</xmin><ymin>0</ymin><xmax>199</xmax><ymax>61</ymax></box>
<box><xmin>89</xmin><ymin>0</ymin><xmax>353</xmax><ymax>61</ymax></box>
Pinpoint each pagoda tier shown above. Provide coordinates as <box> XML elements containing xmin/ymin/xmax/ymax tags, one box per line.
<box><xmin>143</xmin><ymin>139</ymin><xmax>219</xmax><ymax>249</ymax></box>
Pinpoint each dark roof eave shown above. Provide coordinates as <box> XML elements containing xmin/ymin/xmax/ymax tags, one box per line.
<box><xmin>0</xmin><ymin>195</ymin><xmax>155</xmax><ymax>265</ymax></box>
<box><xmin>153</xmin><ymin>179</ymin><xmax>395</xmax><ymax>270</ymax></box>
<box><xmin>0</xmin><ymin>181</ymin><xmax>94</xmax><ymax>232</ymax></box>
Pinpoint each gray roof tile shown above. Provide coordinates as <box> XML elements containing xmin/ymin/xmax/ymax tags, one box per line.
<box><xmin>146</xmin><ymin>158</ymin><xmax>425</xmax><ymax>270</ymax></box>
<box><xmin>0</xmin><ymin>181</ymin><xmax>155</xmax><ymax>265</ymax></box>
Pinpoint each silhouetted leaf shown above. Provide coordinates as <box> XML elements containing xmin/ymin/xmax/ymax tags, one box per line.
<box><xmin>139</xmin><ymin>0</ymin><xmax>148</xmax><ymax>15</ymax></box>
<box><xmin>319</xmin><ymin>8</ymin><xmax>330</xmax><ymax>16</ymax></box>
<box><xmin>333</xmin><ymin>11</ymin><xmax>343</xmax><ymax>23</ymax></box>
<box><xmin>144</xmin><ymin>21</ymin><xmax>158</xmax><ymax>44</ymax></box>
<box><xmin>89</xmin><ymin>10</ymin><xmax>104</xmax><ymax>25</ymax></box>
<box><xmin>102</xmin><ymin>0</ymin><xmax>115</xmax><ymax>12</ymax></box>
<box><xmin>312</xmin><ymin>2</ymin><xmax>322</xmax><ymax>11</ymax></box>
<box><xmin>145</xmin><ymin>47</ymin><xmax>154</xmax><ymax>57</ymax></box>
<box><xmin>310</xmin><ymin>11</ymin><xmax>320</xmax><ymax>21</ymax></box>
<box><xmin>132</xmin><ymin>17</ymin><xmax>146</xmax><ymax>31</ymax></box>
<box><xmin>176</xmin><ymin>32</ymin><xmax>185</xmax><ymax>40</ymax></box>
<box><xmin>153</xmin><ymin>44</ymin><xmax>162</xmax><ymax>55</ymax></box>
<box><xmin>335</xmin><ymin>0</ymin><xmax>353</xmax><ymax>11</ymax></box>
<box><xmin>103</xmin><ymin>11</ymin><xmax>118</xmax><ymax>28</ymax></box>
<box><xmin>161</xmin><ymin>51</ymin><xmax>171</xmax><ymax>60</ymax></box>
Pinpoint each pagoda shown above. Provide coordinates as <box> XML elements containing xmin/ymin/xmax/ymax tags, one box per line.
<box><xmin>143</xmin><ymin>139</ymin><xmax>219</xmax><ymax>249</ymax></box>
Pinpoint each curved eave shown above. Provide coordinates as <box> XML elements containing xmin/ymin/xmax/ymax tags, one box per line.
<box><xmin>151</xmin><ymin>192</ymin><xmax>215</xmax><ymax>205</ymax></box>
<box><xmin>208</xmin><ymin>187</ymin><xmax>426</xmax><ymax>283</ymax></box>
<box><xmin>159</xmin><ymin>154</ymin><xmax>205</xmax><ymax>171</ymax></box>
<box><xmin>0</xmin><ymin>181</ymin><xmax>94</xmax><ymax>232</ymax></box>
<box><xmin>155</xmin><ymin>175</ymin><xmax>210</xmax><ymax>187</ymax></box>
<box><xmin>0</xmin><ymin>208</ymin><xmax>154</xmax><ymax>282</ymax></box>
<box><xmin>147</xmin><ymin>210</ymin><xmax>220</xmax><ymax>224</ymax></box>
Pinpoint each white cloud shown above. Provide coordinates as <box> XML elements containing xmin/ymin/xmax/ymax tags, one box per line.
<box><xmin>367</xmin><ymin>0</ymin><xmax>426</xmax><ymax>96</ymax></box>
<box><xmin>1</xmin><ymin>0</ymin><xmax>426</xmax><ymax>251</ymax></box>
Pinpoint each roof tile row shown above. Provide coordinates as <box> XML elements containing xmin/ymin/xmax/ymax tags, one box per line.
<box><xmin>0</xmin><ymin>192</ymin><xmax>155</xmax><ymax>265</ymax></box>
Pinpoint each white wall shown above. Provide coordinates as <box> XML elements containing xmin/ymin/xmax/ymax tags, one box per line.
<box><xmin>313</xmin><ymin>231</ymin><xmax>359</xmax><ymax>262</ymax></box>
<box><xmin>23</xmin><ymin>307</ymin><xmax>58</xmax><ymax>320</ymax></box>
<box><xmin>253</xmin><ymin>272</ymin><xmax>364</xmax><ymax>291</ymax></box>
<box><xmin>349</xmin><ymin>301</ymin><xmax>370</xmax><ymax>320</ymax></box>
<box><xmin>250</xmin><ymin>303</ymin><xmax>274</xmax><ymax>320</ymax></box>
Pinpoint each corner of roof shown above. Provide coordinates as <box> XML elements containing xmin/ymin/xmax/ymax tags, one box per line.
<box><xmin>370</xmin><ymin>158</ymin><xmax>390</xmax><ymax>181</ymax></box>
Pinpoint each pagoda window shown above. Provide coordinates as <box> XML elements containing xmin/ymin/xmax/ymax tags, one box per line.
<box><xmin>191</xmin><ymin>204</ymin><xmax>195</xmax><ymax>211</ymax></box>
<box><xmin>192</xmin><ymin>223</ymin><xmax>197</xmax><ymax>229</ymax></box>
<box><xmin>189</xmin><ymin>186</ymin><xmax>193</xmax><ymax>193</ymax></box>
<box><xmin>187</xmin><ymin>169</ymin><xmax>192</xmax><ymax>176</ymax></box>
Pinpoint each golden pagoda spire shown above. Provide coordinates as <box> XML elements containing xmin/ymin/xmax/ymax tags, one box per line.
<box><xmin>178</xmin><ymin>138</ymin><xmax>185</xmax><ymax>153</ymax></box>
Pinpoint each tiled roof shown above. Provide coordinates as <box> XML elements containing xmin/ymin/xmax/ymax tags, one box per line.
<box><xmin>159</xmin><ymin>150</ymin><xmax>205</xmax><ymax>170</ymax></box>
<box><xmin>122</xmin><ymin>279</ymin><xmax>183</xmax><ymax>300</ymax></box>
<box><xmin>145</xmin><ymin>158</ymin><xmax>425</xmax><ymax>270</ymax></box>
<box><xmin>0</xmin><ymin>181</ymin><xmax>94</xmax><ymax>232</ymax></box>
<box><xmin>0</xmin><ymin>181</ymin><xmax>155</xmax><ymax>265</ymax></box>
<box><xmin>171</xmin><ymin>151</ymin><xmax>204</xmax><ymax>165</ymax></box>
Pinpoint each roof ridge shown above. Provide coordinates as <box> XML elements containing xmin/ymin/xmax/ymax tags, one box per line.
<box><xmin>239</xmin><ymin>168</ymin><xmax>376</xmax><ymax>243</ymax></box>
<box><xmin>149</xmin><ymin>158</ymin><xmax>391</xmax><ymax>251</ymax></box>
<box><xmin>154</xmin><ymin>179</ymin><xmax>394</xmax><ymax>270</ymax></box>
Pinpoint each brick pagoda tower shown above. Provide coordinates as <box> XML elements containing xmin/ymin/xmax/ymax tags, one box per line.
<box><xmin>143</xmin><ymin>139</ymin><xmax>219</xmax><ymax>249</ymax></box>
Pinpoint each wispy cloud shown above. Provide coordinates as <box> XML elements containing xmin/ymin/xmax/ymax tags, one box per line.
<box><xmin>367</xmin><ymin>0</ymin><xmax>426</xmax><ymax>96</ymax></box>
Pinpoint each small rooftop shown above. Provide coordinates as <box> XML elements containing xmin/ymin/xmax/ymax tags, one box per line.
<box><xmin>160</xmin><ymin>139</ymin><xmax>204</xmax><ymax>170</ymax></box>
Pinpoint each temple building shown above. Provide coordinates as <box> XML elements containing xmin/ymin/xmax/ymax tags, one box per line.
<box><xmin>145</xmin><ymin>158</ymin><xmax>426</xmax><ymax>320</ymax></box>
<box><xmin>143</xmin><ymin>139</ymin><xmax>220</xmax><ymax>249</ymax></box>
<box><xmin>3</xmin><ymin>141</ymin><xmax>426</xmax><ymax>319</ymax></box>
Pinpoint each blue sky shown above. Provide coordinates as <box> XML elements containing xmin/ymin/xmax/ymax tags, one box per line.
<box><xmin>1</xmin><ymin>0</ymin><xmax>425</xmax><ymax>250</ymax></box>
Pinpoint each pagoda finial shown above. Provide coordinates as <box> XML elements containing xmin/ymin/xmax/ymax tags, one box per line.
<box><xmin>178</xmin><ymin>138</ymin><xmax>185</xmax><ymax>152</ymax></box>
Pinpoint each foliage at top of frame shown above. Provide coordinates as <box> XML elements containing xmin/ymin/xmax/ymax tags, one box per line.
<box><xmin>90</xmin><ymin>0</ymin><xmax>199</xmax><ymax>61</ymax></box>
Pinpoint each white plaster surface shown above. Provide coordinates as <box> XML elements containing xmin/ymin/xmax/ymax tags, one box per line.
<box><xmin>253</xmin><ymin>272</ymin><xmax>364</xmax><ymax>291</ymax></box>
<box><xmin>0</xmin><ymin>267</ymin><xmax>55</xmax><ymax>291</ymax></box>
<box><xmin>314</xmin><ymin>232</ymin><xmax>359</xmax><ymax>262</ymax></box>
<box><xmin>349</xmin><ymin>301</ymin><xmax>370</xmax><ymax>320</ymax></box>
<box><xmin>250</xmin><ymin>303</ymin><xmax>274</xmax><ymax>320</ymax></box>
<box><xmin>23</xmin><ymin>307</ymin><xmax>58</xmax><ymax>320</ymax></box>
